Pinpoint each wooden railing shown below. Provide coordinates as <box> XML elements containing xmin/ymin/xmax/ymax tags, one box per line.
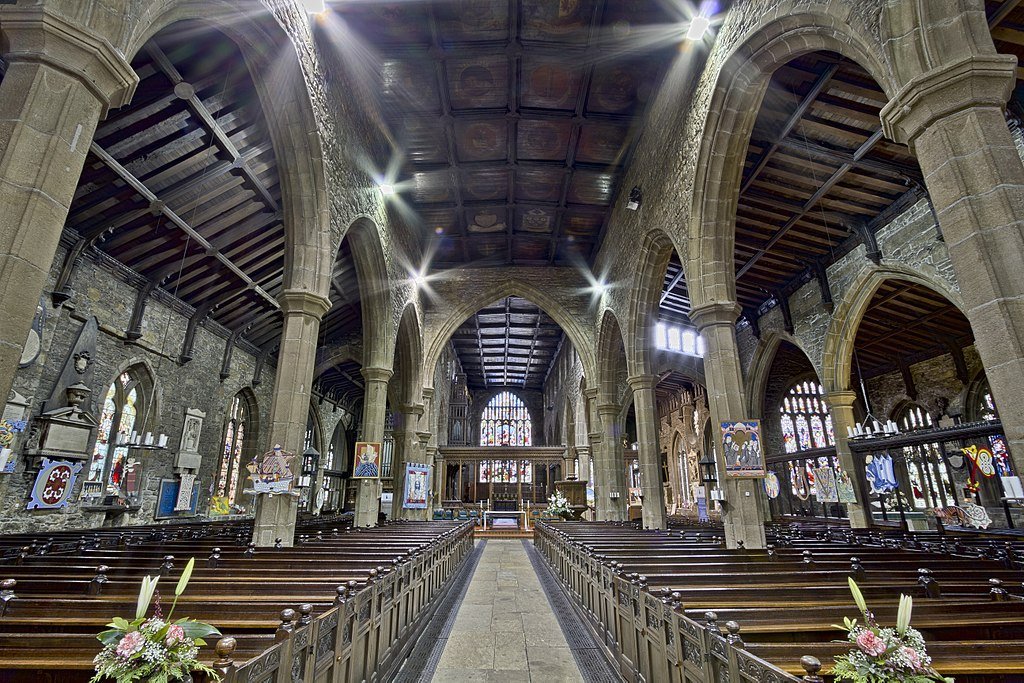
<box><xmin>533</xmin><ymin>522</ymin><xmax>824</xmax><ymax>683</ymax></box>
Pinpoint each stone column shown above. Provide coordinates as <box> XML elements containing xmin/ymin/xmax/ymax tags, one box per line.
<box><xmin>576</xmin><ymin>445</ymin><xmax>591</xmax><ymax>482</ymax></box>
<box><xmin>0</xmin><ymin>10</ymin><xmax>137</xmax><ymax>406</ymax></box>
<box><xmin>427</xmin><ymin>445</ymin><xmax>442</xmax><ymax>509</ymax></box>
<box><xmin>253</xmin><ymin>290</ymin><xmax>331</xmax><ymax>547</ymax></box>
<box><xmin>881</xmin><ymin>56</ymin><xmax>1024</xmax><ymax>476</ymax></box>
<box><xmin>562</xmin><ymin>448</ymin><xmax>574</xmax><ymax>480</ymax></box>
<box><xmin>595</xmin><ymin>403</ymin><xmax>628</xmax><ymax>521</ymax></box>
<box><xmin>390</xmin><ymin>404</ymin><xmax>423</xmax><ymax>520</ymax></box>
<box><xmin>690</xmin><ymin>302</ymin><xmax>766</xmax><ymax>549</ymax></box>
<box><xmin>826</xmin><ymin>390</ymin><xmax>872</xmax><ymax>527</ymax></box>
<box><xmin>354</xmin><ymin>366</ymin><xmax>392</xmax><ymax>527</ymax></box>
<box><xmin>627</xmin><ymin>374</ymin><xmax>668</xmax><ymax>529</ymax></box>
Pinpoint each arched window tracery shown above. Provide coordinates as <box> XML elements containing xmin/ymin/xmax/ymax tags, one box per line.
<box><xmin>87</xmin><ymin>367</ymin><xmax>150</xmax><ymax>498</ymax></box>
<box><xmin>216</xmin><ymin>392</ymin><xmax>252</xmax><ymax>505</ymax></box>
<box><xmin>479</xmin><ymin>391</ymin><xmax>532</xmax><ymax>447</ymax></box>
<box><xmin>779</xmin><ymin>381</ymin><xmax>834</xmax><ymax>454</ymax></box>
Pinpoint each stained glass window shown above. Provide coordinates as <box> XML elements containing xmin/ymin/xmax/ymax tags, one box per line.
<box><xmin>216</xmin><ymin>393</ymin><xmax>251</xmax><ymax>505</ymax></box>
<box><xmin>479</xmin><ymin>391</ymin><xmax>532</xmax><ymax>446</ymax></box>
<box><xmin>87</xmin><ymin>370</ymin><xmax>146</xmax><ymax>497</ymax></box>
<box><xmin>971</xmin><ymin>381</ymin><xmax>1015</xmax><ymax>476</ymax></box>
<box><xmin>779</xmin><ymin>381</ymin><xmax>834</xmax><ymax>453</ymax></box>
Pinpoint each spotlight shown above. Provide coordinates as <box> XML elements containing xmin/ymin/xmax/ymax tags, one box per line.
<box><xmin>379</xmin><ymin>183</ymin><xmax>396</xmax><ymax>197</ymax></box>
<box><xmin>686</xmin><ymin>15</ymin><xmax>711</xmax><ymax>40</ymax></box>
<box><xmin>592</xmin><ymin>281</ymin><xmax>609</xmax><ymax>295</ymax></box>
<box><xmin>411</xmin><ymin>270</ymin><xmax>427</xmax><ymax>289</ymax></box>
<box><xmin>626</xmin><ymin>186</ymin><xmax>642</xmax><ymax>211</ymax></box>
<box><xmin>299</xmin><ymin>0</ymin><xmax>327</xmax><ymax>14</ymax></box>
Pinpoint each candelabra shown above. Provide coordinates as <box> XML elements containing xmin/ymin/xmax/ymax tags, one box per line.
<box><xmin>847</xmin><ymin>418</ymin><xmax>899</xmax><ymax>439</ymax></box>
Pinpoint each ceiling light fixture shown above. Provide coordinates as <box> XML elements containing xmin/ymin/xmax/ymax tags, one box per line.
<box><xmin>300</xmin><ymin>0</ymin><xmax>327</xmax><ymax>14</ymax></box>
<box><xmin>411</xmin><ymin>270</ymin><xmax>427</xmax><ymax>289</ymax></box>
<box><xmin>626</xmin><ymin>186</ymin><xmax>642</xmax><ymax>211</ymax></box>
<box><xmin>379</xmin><ymin>183</ymin><xmax>396</xmax><ymax>197</ymax></box>
<box><xmin>686</xmin><ymin>15</ymin><xmax>711</xmax><ymax>40</ymax></box>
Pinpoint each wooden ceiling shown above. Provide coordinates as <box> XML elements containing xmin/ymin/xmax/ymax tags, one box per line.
<box><xmin>65</xmin><ymin>21</ymin><xmax>285</xmax><ymax>350</ymax></box>
<box><xmin>659</xmin><ymin>250</ymin><xmax>692</xmax><ymax>326</ymax></box>
<box><xmin>332</xmin><ymin>0</ymin><xmax>677</xmax><ymax>268</ymax></box>
<box><xmin>735</xmin><ymin>51</ymin><xmax>923</xmax><ymax>314</ymax></box>
<box><xmin>851</xmin><ymin>281</ymin><xmax>974</xmax><ymax>380</ymax></box>
<box><xmin>450</xmin><ymin>297</ymin><xmax>563</xmax><ymax>390</ymax></box>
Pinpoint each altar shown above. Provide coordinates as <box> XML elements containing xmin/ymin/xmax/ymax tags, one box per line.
<box><xmin>482</xmin><ymin>509</ymin><xmax>529</xmax><ymax>531</ymax></box>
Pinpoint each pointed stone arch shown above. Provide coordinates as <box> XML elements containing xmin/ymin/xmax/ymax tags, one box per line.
<box><xmin>821</xmin><ymin>265</ymin><xmax>968</xmax><ymax>394</ymax></box>
<box><xmin>628</xmin><ymin>228</ymin><xmax>686</xmax><ymax>377</ymax></box>
<box><xmin>596</xmin><ymin>308</ymin><xmax>629</xmax><ymax>408</ymax></box>
<box><xmin>345</xmin><ymin>217</ymin><xmax>392</xmax><ymax>371</ymax></box>
<box><xmin>123</xmin><ymin>1</ymin><xmax>333</xmax><ymax>298</ymax></box>
<box><xmin>391</xmin><ymin>301</ymin><xmax>424</xmax><ymax>409</ymax></box>
<box><xmin>687</xmin><ymin>7</ymin><xmax>895</xmax><ymax>309</ymax></box>
<box><xmin>745</xmin><ymin>330</ymin><xmax>815</xmax><ymax>419</ymax></box>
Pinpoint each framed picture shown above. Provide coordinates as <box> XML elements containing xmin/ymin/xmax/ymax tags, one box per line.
<box><xmin>156</xmin><ymin>477</ymin><xmax>200</xmax><ymax>519</ymax></box>
<box><xmin>720</xmin><ymin>420</ymin><xmax>765</xmax><ymax>477</ymax></box>
<box><xmin>352</xmin><ymin>442</ymin><xmax>381</xmax><ymax>479</ymax></box>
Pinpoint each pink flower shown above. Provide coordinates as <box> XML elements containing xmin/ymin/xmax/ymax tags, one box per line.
<box><xmin>855</xmin><ymin>630</ymin><xmax>887</xmax><ymax>657</ymax></box>
<box><xmin>165</xmin><ymin>624</ymin><xmax>185</xmax><ymax>647</ymax></box>
<box><xmin>900</xmin><ymin>646</ymin><xmax>923</xmax><ymax>670</ymax></box>
<box><xmin>115</xmin><ymin>631</ymin><xmax>145</xmax><ymax>658</ymax></box>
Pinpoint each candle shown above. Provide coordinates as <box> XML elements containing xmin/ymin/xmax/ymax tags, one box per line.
<box><xmin>158</xmin><ymin>434</ymin><xmax>168</xmax><ymax>448</ymax></box>
<box><xmin>847</xmin><ymin>426</ymin><xmax>854</xmax><ymax>438</ymax></box>
<box><xmin>873</xmin><ymin>421</ymin><xmax>881</xmax><ymax>433</ymax></box>
<box><xmin>145</xmin><ymin>432</ymin><xmax>153</xmax><ymax>445</ymax></box>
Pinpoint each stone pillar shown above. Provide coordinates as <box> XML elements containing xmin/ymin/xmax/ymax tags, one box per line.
<box><xmin>427</xmin><ymin>445</ymin><xmax>442</xmax><ymax>509</ymax></box>
<box><xmin>627</xmin><ymin>374</ymin><xmax>668</xmax><ymax>529</ymax></box>
<box><xmin>0</xmin><ymin>10</ymin><xmax>137</xmax><ymax>407</ymax></box>
<box><xmin>354</xmin><ymin>366</ymin><xmax>392</xmax><ymax>527</ymax></box>
<box><xmin>562</xmin><ymin>448</ymin><xmax>574</xmax><ymax>480</ymax></box>
<box><xmin>595</xmin><ymin>403</ymin><xmax>628</xmax><ymax>521</ymax></box>
<box><xmin>826</xmin><ymin>390</ymin><xmax>872</xmax><ymax>528</ymax></box>
<box><xmin>690</xmin><ymin>302</ymin><xmax>766</xmax><ymax>549</ymax></box>
<box><xmin>253</xmin><ymin>290</ymin><xmax>331</xmax><ymax>547</ymax></box>
<box><xmin>881</xmin><ymin>56</ymin><xmax>1024</xmax><ymax>477</ymax></box>
<box><xmin>576</xmin><ymin>445</ymin><xmax>591</xmax><ymax>482</ymax></box>
<box><xmin>390</xmin><ymin>404</ymin><xmax>423</xmax><ymax>520</ymax></box>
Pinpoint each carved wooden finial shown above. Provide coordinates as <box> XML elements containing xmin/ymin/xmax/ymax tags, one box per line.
<box><xmin>88</xmin><ymin>565</ymin><xmax>110</xmax><ymax>596</ymax></box>
<box><xmin>800</xmin><ymin>655</ymin><xmax>823</xmax><ymax>682</ymax></box>
<box><xmin>704</xmin><ymin>611</ymin><xmax>721</xmax><ymax>634</ymax></box>
<box><xmin>213</xmin><ymin>636</ymin><xmax>237</xmax><ymax>673</ymax></box>
<box><xmin>208</xmin><ymin>547</ymin><xmax>222</xmax><ymax>569</ymax></box>
<box><xmin>335</xmin><ymin>585</ymin><xmax>348</xmax><ymax>605</ymax></box>
<box><xmin>298</xmin><ymin>603</ymin><xmax>314</xmax><ymax>626</ymax></box>
<box><xmin>0</xmin><ymin>579</ymin><xmax>16</xmax><ymax>617</ymax></box>
<box><xmin>244</xmin><ymin>542</ymin><xmax>256</xmax><ymax>558</ymax></box>
<box><xmin>275</xmin><ymin>608</ymin><xmax>296</xmax><ymax>642</ymax></box>
<box><xmin>724</xmin><ymin>621</ymin><xmax>744</xmax><ymax>646</ymax></box>
<box><xmin>160</xmin><ymin>555</ymin><xmax>175</xmax><ymax>576</ymax></box>
<box><xmin>989</xmin><ymin>578</ymin><xmax>1009</xmax><ymax>602</ymax></box>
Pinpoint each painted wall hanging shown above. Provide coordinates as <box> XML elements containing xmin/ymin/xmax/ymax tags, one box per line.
<box><xmin>352</xmin><ymin>442</ymin><xmax>382</xmax><ymax>478</ymax></box>
<box><xmin>403</xmin><ymin>463</ymin><xmax>430</xmax><ymax>510</ymax></box>
<box><xmin>246</xmin><ymin>445</ymin><xmax>294</xmax><ymax>493</ymax></box>
<box><xmin>813</xmin><ymin>466</ymin><xmax>839</xmax><ymax>503</ymax></box>
<box><xmin>763</xmin><ymin>471</ymin><xmax>780</xmax><ymax>499</ymax></box>
<box><xmin>27</xmin><ymin>458</ymin><xmax>82</xmax><ymax>509</ymax></box>
<box><xmin>836</xmin><ymin>469</ymin><xmax>858</xmax><ymax>503</ymax></box>
<box><xmin>864</xmin><ymin>453</ymin><xmax>898</xmax><ymax>494</ymax></box>
<box><xmin>720</xmin><ymin>421</ymin><xmax>764</xmax><ymax>477</ymax></box>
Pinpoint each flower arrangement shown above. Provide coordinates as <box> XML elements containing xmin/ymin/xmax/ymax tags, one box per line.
<box><xmin>830</xmin><ymin>578</ymin><xmax>952</xmax><ymax>683</ymax></box>
<box><xmin>546</xmin><ymin>490</ymin><xmax>572</xmax><ymax>518</ymax></box>
<box><xmin>92</xmin><ymin>557</ymin><xmax>221</xmax><ymax>683</ymax></box>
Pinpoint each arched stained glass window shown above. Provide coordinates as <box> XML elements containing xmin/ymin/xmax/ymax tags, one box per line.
<box><xmin>479</xmin><ymin>391</ymin><xmax>532</xmax><ymax>446</ymax></box>
<box><xmin>216</xmin><ymin>392</ymin><xmax>251</xmax><ymax>505</ymax></box>
<box><xmin>779</xmin><ymin>381</ymin><xmax>834</xmax><ymax>453</ymax></box>
<box><xmin>87</xmin><ymin>369</ymin><xmax>148</xmax><ymax>497</ymax></box>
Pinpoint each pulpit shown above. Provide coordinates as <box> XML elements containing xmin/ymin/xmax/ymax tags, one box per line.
<box><xmin>555</xmin><ymin>478</ymin><xmax>587</xmax><ymax>520</ymax></box>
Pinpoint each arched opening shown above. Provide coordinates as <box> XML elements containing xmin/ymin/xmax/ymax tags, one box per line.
<box><xmin>213</xmin><ymin>389</ymin><xmax>257</xmax><ymax>511</ymax></box>
<box><xmin>84</xmin><ymin>364</ymin><xmax>156</xmax><ymax>506</ymax></box>
<box><xmin>479</xmin><ymin>391</ymin><xmax>533</xmax><ymax>447</ymax></box>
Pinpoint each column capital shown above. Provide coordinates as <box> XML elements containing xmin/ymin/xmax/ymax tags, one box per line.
<box><xmin>426</xmin><ymin>445</ymin><xmax>438</xmax><ymax>457</ymax></box>
<box><xmin>396</xmin><ymin>403</ymin><xmax>425</xmax><ymax>418</ymax></box>
<box><xmin>880</xmin><ymin>54</ymin><xmax>1017</xmax><ymax>146</ymax></box>
<box><xmin>416</xmin><ymin>431</ymin><xmax>431</xmax><ymax>446</ymax></box>
<box><xmin>574</xmin><ymin>445</ymin><xmax>591</xmax><ymax>456</ymax></box>
<box><xmin>825</xmin><ymin>390</ymin><xmax>859</xmax><ymax>410</ymax></box>
<box><xmin>361</xmin><ymin>366</ymin><xmax>394</xmax><ymax>384</ymax></box>
<box><xmin>421</xmin><ymin>387</ymin><xmax>435</xmax><ymax>401</ymax></box>
<box><xmin>626</xmin><ymin>374</ymin><xmax>657</xmax><ymax>391</ymax></box>
<box><xmin>581</xmin><ymin>387</ymin><xmax>599</xmax><ymax>401</ymax></box>
<box><xmin>689</xmin><ymin>301</ymin><xmax>741</xmax><ymax>332</ymax></box>
<box><xmin>278</xmin><ymin>289</ymin><xmax>332</xmax><ymax>319</ymax></box>
<box><xmin>596</xmin><ymin>403</ymin><xmax>620</xmax><ymax>419</ymax></box>
<box><xmin>587</xmin><ymin>431</ymin><xmax>604</xmax><ymax>444</ymax></box>
<box><xmin>0</xmin><ymin>8</ymin><xmax>139</xmax><ymax>115</ymax></box>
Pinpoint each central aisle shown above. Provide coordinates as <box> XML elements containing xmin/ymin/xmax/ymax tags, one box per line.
<box><xmin>431</xmin><ymin>540</ymin><xmax>586</xmax><ymax>682</ymax></box>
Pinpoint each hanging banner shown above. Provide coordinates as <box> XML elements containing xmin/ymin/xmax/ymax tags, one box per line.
<box><xmin>763</xmin><ymin>471</ymin><xmax>780</xmax><ymax>499</ymax></box>
<box><xmin>813</xmin><ymin>466</ymin><xmax>839</xmax><ymax>503</ymax></box>
<box><xmin>352</xmin><ymin>442</ymin><xmax>382</xmax><ymax>478</ymax></box>
<box><xmin>864</xmin><ymin>453</ymin><xmax>898</xmax><ymax>494</ymax></box>
<box><xmin>27</xmin><ymin>458</ymin><xmax>82</xmax><ymax>510</ymax></box>
<box><xmin>403</xmin><ymin>463</ymin><xmax>430</xmax><ymax>509</ymax></box>
<box><xmin>836</xmin><ymin>469</ymin><xmax>858</xmax><ymax>503</ymax></box>
<box><xmin>720</xmin><ymin>421</ymin><xmax>765</xmax><ymax>477</ymax></box>
<box><xmin>962</xmin><ymin>445</ymin><xmax>996</xmax><ymax>478</ymax></box>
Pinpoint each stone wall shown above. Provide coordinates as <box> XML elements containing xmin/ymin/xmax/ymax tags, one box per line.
<box><xmin>542</xmin><ymin>340</ymin><xmax>586</xmax><ymax>447</ymax></box>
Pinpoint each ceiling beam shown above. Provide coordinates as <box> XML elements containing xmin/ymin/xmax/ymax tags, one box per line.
<box><xmin>989</xmin><ymin>0</ymin><xmax>1022</xmax><ymax>28</ymax></box>
<box><xmin>736</xmin><ymin>128</ymin><xmax>885</xmax><ymax>279</ymax></box>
